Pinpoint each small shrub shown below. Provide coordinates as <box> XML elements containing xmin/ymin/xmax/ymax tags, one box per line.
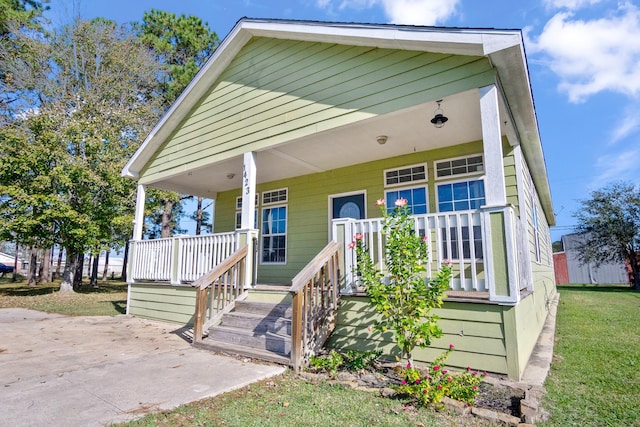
<box><xmin>342</xmin><ymin>349</ymin><xmax>382</xmax><ymax>371</ymax></box>
<box><xmin>394</xmin><ymin>346</ymin><xmax>485</xmax><ymax>406</ymax></box>
<box><xmin>309</xmin><ymin>350</ymin><xmax>343</xmax><ymax>375</ymax></box>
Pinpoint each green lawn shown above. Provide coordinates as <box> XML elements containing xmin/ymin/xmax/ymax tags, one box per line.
<box><xmin>541</xmin><ymin>284</ymin><xmax>639</xmax><ymax>426</ymax></box>
<box><xmin>2</xmin><ymin>279</ymin><xmax>636</xmax><ymax>426</ymax></box>
<box><xmin>0</xmin><ymin>277</ymin><xmax>127</xmax><ymax>316</ymax></box>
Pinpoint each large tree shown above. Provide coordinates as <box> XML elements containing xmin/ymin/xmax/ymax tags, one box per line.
<box><xmin>0</xmin><ymin>17</ymin><xmax>164</xmax><ymax>290</ymax></box>
<box><xmin>574</xmin><ymin>182</ymin><xmax>640</xmax><ymax>290</ymax></box>
<box><xmin>135</xmin><ymin>10</ymin><xmax>219</xmax><ymax>237</ymax></box>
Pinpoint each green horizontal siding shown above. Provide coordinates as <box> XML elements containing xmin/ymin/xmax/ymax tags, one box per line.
<box><xmin>139</xmin><ymin>38</ymin><xmax>494</xmax><ymax>184</ymax></box>
<box><xmin>327</xmin><ymin>296</ymin><xmax>508</xmax><ymax>375</ymax></box>
<box><xmin>129</xmin><ymin>284</ymin><xmax>196</xmax><ymax>325</ymax></box>
<box><xmin>214</xmin><ymin>142</ymin><xmax>484</xmax><ymax>284</ymax></box>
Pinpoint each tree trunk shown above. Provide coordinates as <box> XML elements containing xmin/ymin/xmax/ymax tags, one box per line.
<box><xmin>27</xmin><ymin>247</ymin><xmax>38</xmax><ymax>286</ymax></box>
<box><xmin>161</xmin><ymin>199</ymin><xmax>174</xmax><ymax>238</ymax></box>
<box><xmin>195</xmin><ymin>197</ymin><xmax>203</xmax><ymax>235</ymax></box>
<box><xmin>121</xmin><ymin>241</ymin><xmax>129</xmax><ymax>282</ymax></box>
<box><xmin>59</xmin><ymin>251</ymin><xmax>75</xmax><ymax>292</ymax></box>
<box><xmin>89</xmin><ymin>253</ymin><xmax>99</xmax><ymax>287</ymax></box>
<box><xmin>73</xmin><ymin>253</ymin><xmax>84</xmax><ymax>290</ymax></box>
<box><xmin>54</xmin><ymin>247</ymin><xmax>63</xmax><ymax>280</ymax></box>
<box><xmin>102</xmin><ymin>251</ymin><xmax>110</xmax><ymax>281</ymax></box>
<box><xmin>631</xmin><ymin>251</ymin><xmax>640</xmax><ymax>291</ymax></box>
<box><xmin>12</xmin><ymin>240</ymin><xmax>19</xmax><ymax>282</ymax></box>
<box><xmin>40</xmin><ymin>247</ymin><xmax>51</xmax><ymax>284</ymax></box>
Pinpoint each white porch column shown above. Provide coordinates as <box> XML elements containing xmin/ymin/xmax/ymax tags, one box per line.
<box><xmin>241</xmin><ymin>152</ymin><xmax>257</xmax><ymax>229</ymax></box>
<box><xmin>480</xmin><ymin>84</ymin><xmax>507</xmax><ymax>207</ymax></box>
<box><xmin>132</xmin><ymin>184</ymin><xmax>146</xmax><ymax>240</ymax></box>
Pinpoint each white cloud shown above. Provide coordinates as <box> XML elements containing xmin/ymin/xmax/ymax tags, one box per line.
<box><xmin>528</xmin><ymin>3</ymin><xmax>640</xmax><ymax>103</ymax></box>
<box><xmin>543</xmin><ymin>0</ymin><xmax>605</xmax><ymax>11</ymax></box>
<box><xmin>610</xmin><ymin>104</ymin><xmax>640</xmax><ymax>144</ymax></box>
<box><xmin>316</xmin><ymin>0</ymin><xmax>459</xmax><ymax>25</ymax></box>
<box><xmin>590</xmin><ymin>147</ymin><xmax>640</xmax><ymax>189</ymax></box>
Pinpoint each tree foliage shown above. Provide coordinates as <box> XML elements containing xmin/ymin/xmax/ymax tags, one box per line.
<box><xmin>574</xmin><ymin>182</ymin><xmax>640</xmax><ymax>290</ymax></box>
<box><xmin>0</xmin><ymin>17</ymin><xmax>164</xmax><ymax>290</ymax></box>
<box><xmin>134</xmin><ymin>10</ymin><xmax>219</xmax><ymax>237</ymax></box>
<box><xmin>354</xmin><ymin>199</ymin><xmax>452</xmax><ymax>365</ymax></box>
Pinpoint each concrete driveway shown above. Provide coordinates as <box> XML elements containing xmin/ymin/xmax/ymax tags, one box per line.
<box><xmin>0</xmin><ymin>308</ymin><xmax>285</xmax><ymax>427</ymax></box>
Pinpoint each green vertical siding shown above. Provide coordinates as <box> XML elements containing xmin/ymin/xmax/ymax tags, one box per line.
<box><xmin>328</xmin><ymin>296</ymin><xmax>509</xmax><ymax>375</ymax></box>
<box><xmin>139</xmin><ymin>38</ymin><xmax>494</xmax><ymax>184</ymax></box>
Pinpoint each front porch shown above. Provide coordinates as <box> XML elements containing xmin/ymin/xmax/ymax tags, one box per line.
<box><xmin>128</xmin><ymin>205</ymin><xmax>531</xmax><ymax>304</ymax></box>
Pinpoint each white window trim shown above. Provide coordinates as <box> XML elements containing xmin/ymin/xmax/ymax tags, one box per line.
<box><xmin>383</xmin><ymin>163</ymin><xmax>428</xmax><ymax>188</ymax></box>
<box><xmin>235</xmin><ymin>194</ymin><xmax>259</xmax><ymax>230</ymax></box>
<box><xmin>236</xmin><ymin>194</ymin><xmax>259</xmax><ymax>210</ymax></box>
<box><xmin>260</xmin><ymin>203</ymin><xmax>288</xmax><ymax>265</ymax></box>
<box><xmin>384</xmin><ymin>185</ymin><xmax>429</xmax><ymax>214</ymax></box>
<box><xmin>435</xmin><ymin>176</ymin><xmax>486</xmax><ymax>213</ymax></box>
<box><xmin>262</xmin><ymin>187</ymin><xmax>288</xmax><ymax>206</ymax></box>
<box><xmin>434</xmin><ymin>153</ymin><xmax>484</xmax><ymax>181</ymax></box>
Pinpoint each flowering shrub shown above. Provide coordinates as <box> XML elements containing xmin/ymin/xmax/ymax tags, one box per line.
<box><xmin>352</xmin><ymin>198</ymin><xmax>452</xmax><ymax>365</ymax></box>
<box><xmin>394</xmin><ymin>346</ymin><xmax>485</xmax><ymax>406</ymax></box>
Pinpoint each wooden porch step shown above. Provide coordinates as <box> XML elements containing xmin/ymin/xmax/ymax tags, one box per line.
<box><xmin>194</xmin><ymin>339</ymin><xmax>291</xmax><ymax>365</ymax></box>
<box><xmin>222</xmin><ymin>311</ymin><xmax>292</xmax><ymax>335</ymax></box>
<box><xmin>234</xmin><ymin>300</ymin><xmax>292</xmax><ymax>318</ymax></box>
<box><xmin>207</xmin><ymin>325</ymin><xmax>291</xmax><ymax>355</ymax></box>
<box><xmin>253</xmin><ymin>284</ymin><xmax>290</xmax><ymax>292</ymax></box>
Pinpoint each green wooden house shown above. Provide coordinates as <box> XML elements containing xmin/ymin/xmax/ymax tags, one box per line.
<box><xmin>121</xmin><ymin>18</ymin><xmax>556</xmax><ymax>379</ymax></box>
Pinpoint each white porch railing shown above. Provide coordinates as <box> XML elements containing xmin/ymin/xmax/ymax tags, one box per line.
<box><xmin>129</xmin><ymin>232</ymin><xmax>237</xmax><ymax>284</ymax></box>
<box><xmin>333</xmin><ymin>210</ymin><xmax>487</xmax><ymax>293</ymax></box>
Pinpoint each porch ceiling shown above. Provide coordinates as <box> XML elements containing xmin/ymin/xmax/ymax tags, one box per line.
<box><xmin>151</xmin><ymin>89</ymin><xmax>509</xmax><ymax>198</ymax></box>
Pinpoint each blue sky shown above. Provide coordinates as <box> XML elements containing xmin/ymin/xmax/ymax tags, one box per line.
<box><xmin>45</xmin><ymin>0</ymin><xmax>640</xmax><ymax>240</ymax></box>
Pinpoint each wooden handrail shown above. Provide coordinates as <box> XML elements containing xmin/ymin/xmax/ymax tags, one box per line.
<box><xmin>290</xmin><ymin>240</ymin><xmax>341</xmax><ymax>293</ymax></box>
<box><xmin>193</xmin><ymin>246</ymin><xmax>248</xmax><ymax>290</ymax></box>
<box><xmin>193</xmin><ymin>245</ymin><xmax>249</xmax><ymax>343</ymax></box>
<box><xmin>290</xmin><ymin>240</ymin><xmax>342</xmax><ymax>372</ymax></box>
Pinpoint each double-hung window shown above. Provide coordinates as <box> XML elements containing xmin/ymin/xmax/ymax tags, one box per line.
<box><xmin>383</xmin><ymin>164</ymin><xmax>428</xmax><ymax>215</ymax></box>
<box><xmin>435</xmin><ymin>155</ymin><xmax>485</xmax><ymax>260</ymax></box>
<box><xmin>235</xmin><ymin>194</ymin><xmax>259</xmax><ymax>229</ymax></box>
<box><xmin>261</xmin><ymin>189</ymin><xmax>287</xmax><ymax>264</ymax></box>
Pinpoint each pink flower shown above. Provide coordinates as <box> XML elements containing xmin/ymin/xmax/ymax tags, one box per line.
<box><xmin>367</xmin><ymin>325</ymin><xmax>372</xmax><ymax>332</ymax></box>
<box><xmin>423</xmin><ymin>389</ymin><xmax>428</xmax><ymax>394</ymax></box>
<box><xmin>443</xmin><ymin>259</ymin><xmax>453</xmax><ymax>265</ymax></box>
<box><xmin>472</xmin><ymin>386</ymin><xmax>478</xmax><ymax>391</ymax></box>
<box><xmin>424</xmin><ymin>374</ymin><xmax>429</xmax><ymax>379</ymax></box>
<box><xmin>406</xmin><ymin>362</ymin><xmax>412</xmax><ymax>368</ymax></box>
<box><xmin>401</xmin><ymin>380</ymin><xmax>407</xmax><ymax>385</ymax></box>
<box><xmin>437</xmin><ymin>385</ymin><xmax>442</xmax><ymax>390</ymax></box>
<box><xmin>375</xmin><ymin>199</ymin><xmax>385</xmax><ymax>206</ymax></box>
<box><xmin>348</xmin><ymin>241</ymin><xmax>356</xmax><ymax>249</ymax></box>
<box><xmin>473</xmin><ymin>371</ymin><xmax>478</xmax><ymax>376</ymax></box>
<box><xmin>432</xmin><ymin>365</ymin><xmax>440</xmax><ymax>371</ymax></box>
<box><xmin>466</xmin><ymin>366</ymin><xmax>471</xmax><ymax>371</ymax></box>
<box><xmin>354</xmin><ymin>233</ymin><xmax>363</xmax><ymax>240</ymax></box>
<box><xmin>447</xmin><ymin>377</ymin><xmax>452</xmax><ymax>382</ymax></box>
<box><xmin>449</xmin><ymin>344</ymin><xmax>455</xmax><ymax>350</ymax></box>
<box><xmin>394</xmin><ymin>198</ymin><xmax>407</xmax><ymax>207</ymax></box>
<box><xmin>483</xmin><ymin>371</ymin><xmax>487</xmax><ymax>377</ymax></box>
<box><xmin>415</xmin><ymin>379</ymin><xmax>421</xmax><ymax>384</ymax></box>
<box><xmin>422</xmin><ymin>235</ymin><xmax>428</xmax><ymax>242</ymax></box>
<box><xmin>442</xmin><ymin>370</ymin><xmax>448</xmax><ymax>374</ymax></box>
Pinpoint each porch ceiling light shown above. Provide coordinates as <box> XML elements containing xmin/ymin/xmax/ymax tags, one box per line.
<box><xmin>430</xmin><ymin>99</ymin><xmax>448</xmax><ymax>128</ymax></box>
<box><xmin>376</xmin><ymin>135</ymin><xmax>388</xmax><ymax>145</ymax></box>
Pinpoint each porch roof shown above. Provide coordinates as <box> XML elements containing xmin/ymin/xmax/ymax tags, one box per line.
<box><xmin>122</xmin><ymin>18</ymin><xmax>554</xmax><ymax>225</ymax></box>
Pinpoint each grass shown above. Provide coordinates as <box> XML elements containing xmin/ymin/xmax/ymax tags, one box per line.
<box><xmin>2</xmin><ymin>278</ymin><xmax>637</xmax><ymax>425</ymax></box>
<box><xmin>121</xmin><ymin>370</ymin><xmax>486</xmax><ymax>427</ymax></box>
<box><xmin>541</xmin><ymin>284</ymin><xmax>640</xmax><ymax>426</ymax></box>
<box><xmin>0</xmin><ymin>276</ymin><xmax>127</xmax><ymax>316</ymax></box>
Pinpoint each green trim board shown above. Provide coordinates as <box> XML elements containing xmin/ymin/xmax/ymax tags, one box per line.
<box><xmin>139</xmin><ymin>38</ymin><xmax>494</xmax><ymax>183</ymax></box>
